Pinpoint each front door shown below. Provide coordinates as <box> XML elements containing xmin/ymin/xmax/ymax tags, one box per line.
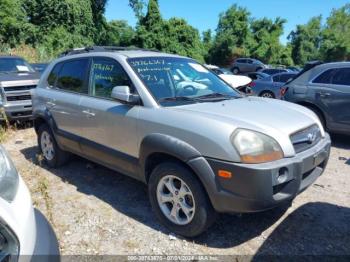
<box><xmin>79</xmin><ymin>57</ymin><xmax>140</xmax><ymax>177</ymax></box>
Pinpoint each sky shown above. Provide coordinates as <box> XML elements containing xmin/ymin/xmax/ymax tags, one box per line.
<box><xmin>105</xmin><ymin>0</ymin><xmax>349</xmax><ymax>44</ymax></box>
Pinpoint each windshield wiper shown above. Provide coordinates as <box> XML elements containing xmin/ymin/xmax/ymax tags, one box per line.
<box><xmin>158</xmin><ymin>96</ymin><xmax>200</xmax><ymax>103</ymax></box>
<box><xmin>195</xmin><ymin>92</ymin><xmax>238</xmax><ymax>100</ymax></box>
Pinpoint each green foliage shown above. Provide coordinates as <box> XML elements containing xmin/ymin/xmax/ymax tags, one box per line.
<box><xmin>0</xmin><ymin>0</ymin><xmax>348</xmax><ymax>66</ymax></box>
<box><xmin>105</xmin><ymin>20</ymin><xmax>135</xmax><ymax>46</ymax></box>
<box><xmin>135</xmin><ymin>0</ymin><xmax>204</xmax><ymax>61</ymax></box>
<box><xmin>288</xmin><ymin>16</ymin><xmax>322</xmax><ymax>66</ymax></box>
<box><xmin>249</xmin><ymin>17</ymin><xmax>288</xmax><ymax>65</ymax></box>
<box><xmin>320</xmin><ymin>4</ymin><xmax>350</xmax><ymax>61</ymax></box>
<box><xmin>208</xmin><ymin>5</ymin><xmax>251</xmax><ymax>65</ymax></box>
<box><xmin>0</xmin><ymin>0</ymin><xmax>34</xmax><ymax>47</ymax></box>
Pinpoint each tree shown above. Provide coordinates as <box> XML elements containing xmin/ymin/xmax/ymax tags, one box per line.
<box><xmin>105</xmin><ymin>20</ymin><xmax>135</xmax><ymax>46</ymax></box>
<box><xmin>202</xmin><ymin>29</ymin><xmax>213</xmax><ymax>62</ymax></box>
<box><xmin>0</xmin><ymin>0</ymin><xmax>33</xmax><ymax>47</ymax></box>
<box><xmin>135</xmin><ymin>0</ymin><xmax>166</xmax><ymax>50</ymax></box>
<box><xmin>288</xmin><ymin>16</ymin><xmax>322</xmax><ymax>65</ymax></box>
<box><xmin>163</xmin><ymin>18</ymin><xmax>204</xmax><ymax>62</ymax></box>
<box><xmin>249</xmin><ymin>17</ymin><xmax>288</xmax><ymax>65</ymax></box>
<box><xmin>320</xmin><ymin>4</ymin><xmax>350</xmax><ymax>61</ymax></box>
<box><xmin>208</xmin><ymin>5</ymin><xmax>251</xmax><ymax>65</ymax></box>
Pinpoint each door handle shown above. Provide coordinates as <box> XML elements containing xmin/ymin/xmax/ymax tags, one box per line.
<box><xmin>318</xmin><ymin>92</ymin><xmax>331</xmax><ymax>98</ymax></box>
<box><xmin>46</xmin><ymin>101</ymin><xmax>56</xmax><ymax>107</ymax></box>
<box><xmin>82</xmin><ymin>110</ymin><xmax>95</xmax><ymax>117</ymax></box>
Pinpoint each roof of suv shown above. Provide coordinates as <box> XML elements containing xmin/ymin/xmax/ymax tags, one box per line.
<box><xmin>59</xmin><ymin>46</ymin><xmax>185</xmax><ymax>59</ymax></box>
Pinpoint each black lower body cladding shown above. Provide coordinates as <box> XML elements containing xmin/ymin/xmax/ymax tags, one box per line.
<box><xmin>189</xmin><ymin>134</ymin><xmax>331</xmax><ymax>213</ymax></box>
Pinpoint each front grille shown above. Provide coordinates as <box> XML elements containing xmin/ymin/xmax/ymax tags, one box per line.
<box><xmin>3</xmin><ymin>85</ymin><xmax>36</xmax><ymax>92</ymax></box>
<box><xmin>6</xmin><ymin>95</ymin><xmax>31</xmax><ymax>101</ymax></box>
<box><xmin>290</xmin><ymin>125</ymin><xmax>321</xmax><ymax>153</ymax></box>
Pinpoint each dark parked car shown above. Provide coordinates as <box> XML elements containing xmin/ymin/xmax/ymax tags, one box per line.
<box><xmin>31</xmin><ymin>63</ymin><xmax>48</xmax><ymax>73</ymax></box>
<box><xmin>245</xmin><ymin>72</ymin><xmax>269</xmax><ymax>80</ymax></box>
<box><xmin>259</xmin><ymin>68</ymin><xmax>289</xmax><ymax>75</ymax></box>
<box><xmin>250</xmin><ymin>72</ymin><xmax>297</xmax><ymax>99</ymax></box>
<box><xmin>283</xmin><ymin>62</ymin><xmax>350</xmax><ymax>135</ymax></box>
<box><xmin>231</xmin><ymin>58</ymin><xmax>267</xmax><ymax>74</ymax></box>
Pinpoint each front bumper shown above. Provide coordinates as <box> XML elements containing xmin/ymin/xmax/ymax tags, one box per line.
<box><xmin>188</xmin><ymin>133</ymin><xmax>331</xmax><ymax>213</ymax></box>
<box><xmin>0</xmin><ymin>102</ymin><xmax>33</xmax><ymax>121</ymax></box>
<box><xmin>0</xmin><ymin>177</ymin><xmax>59</xmax><ymax>262</ymax></box>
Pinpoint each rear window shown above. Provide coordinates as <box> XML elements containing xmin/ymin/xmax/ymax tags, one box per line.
<box><xmin>56</xmin><ymin>59</ymin><xmax>89</xmax><ymax>94</ymax></box>
<box><xmin>312</xmin><ymin>69</ymin><xmax>337</xmax><ymax>84</ymax></box>
<box><xmin>273</xmin><ymin>74</ymin><xmax>295</xmax><ymax>83</ymax></box>
<box><xmin>332</xmin><ymin>68</ymin><xmax>350</xmax><ymax>86</ymax></box>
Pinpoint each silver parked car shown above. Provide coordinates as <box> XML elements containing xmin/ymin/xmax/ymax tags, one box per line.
<box><xmin>284</xmin><ymin>62</ymin><xmax>350</xmax><ymax>135</ymax></box>
<box><xmin>231</xmin><ymin>58</ymin><xmax>267</xmax><ymax>74</ymax></box>
<box><xmin>0</xmin><ymin>56</ymin><xmax>40</xmax><ymax>122</ymax></box>
<box><xmin>250</xmin><ymin>72</ymin><xmax>297</xmax><ymax>99</ymax></box>
<box><xmin>32</xmin><ymin>47</ymin><xmax>331</xmax><ymax>237</ymax></box>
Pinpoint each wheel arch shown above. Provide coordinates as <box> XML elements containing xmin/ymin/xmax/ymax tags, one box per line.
<box><xmin>139</xmin><ymin>133</ymin><xmax>202</xmax><ymax>182</ymax></box>
<box><xmin>296</xmin><ymin>101</ymin><xmax>327</xmax><ymax>128</ymax></box>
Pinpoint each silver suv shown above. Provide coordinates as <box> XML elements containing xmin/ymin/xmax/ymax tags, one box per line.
<box><xmin>231</xmin><ymin>58</ymin><xmax>267</xmax><ymax>74</ymax></box>
<box><xmin>32</xmin><ymin>47</ymin><xmax>331</xmax><ymax>237</ymax></box>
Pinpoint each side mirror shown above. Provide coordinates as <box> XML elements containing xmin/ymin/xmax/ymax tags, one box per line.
<box><xmin>111</xmin><ymin>86</ymin><xmax>140</xmax><ymax>104</ymax></box>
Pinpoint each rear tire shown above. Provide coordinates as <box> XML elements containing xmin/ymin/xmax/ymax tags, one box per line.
<box><xmin>148</xmin><ymin>162</ymin><xmax>217</xmax><ymax>237</ymax></box>
<box><xmin>232</xmin><ymin>67</ymin><xmax>239</xmax><ymax>74</ymax></box>
<box><xmin>259</xmin><ymin>91</ymin><xmax>275</xmax><ymax>99</ymax></box>
<box><xmin>38</xmin><ymin>124</ymin><xmax>70</xmax><ymax>168</ymax></box>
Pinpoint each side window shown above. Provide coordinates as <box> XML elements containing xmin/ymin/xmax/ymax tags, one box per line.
<box><xmin>272</xmin><ymin>75</ymin><xmax>281</xmax><ymax>82</ymax></box>
<box><xmin>90</xmin><ymin>57</ymin><xmax>133</xmax><ymax>99</ymax></box>
<box><xmin>312</xmin><ymin>69</ymin><xmax>337</xmax><ymax>84</ymax></box>
<box><xmin>331</xmin><ymin>68</ymin><xmax>350</xmax><ymax>86</ymax></box>
<box><xmin>56</xmin><ymin>59</ymin><xmax>89</xmax><ymax>93</ymax></box>
<box><xmin>279</xmin><ymin>74</ymin><xmax>294</xmax><ymax>83</ymax></box>
<box><xmin>47</xmin><ymin>63</ymin><xmax>62</xmax><ymax>86</ymax></box>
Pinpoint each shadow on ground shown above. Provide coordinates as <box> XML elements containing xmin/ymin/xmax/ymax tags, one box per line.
<box><xmin>21</xmin><ymin>146</ymin><xmax>350</xmax><ymax>254</ymax></box>
<box><xmin>331</xmin><ymin>134</ymin><xmax>350</xmax><ymax>150</ymax></box>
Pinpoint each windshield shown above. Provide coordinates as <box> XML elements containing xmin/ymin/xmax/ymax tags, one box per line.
<box><xmin>0</xmin><ymin>58</ymin><xmax>35</xmax><ymax>73</ymax></box>
<box><xmin>128</xmin><ymin>57</ymin><xmax>241</xmax><ymax>106</ymax></box>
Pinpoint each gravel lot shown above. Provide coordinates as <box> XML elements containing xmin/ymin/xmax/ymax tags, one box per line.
<box><xmin>2</xmin><ymin>127</ymin><xmax>350</xmax><ymax>257</ymax></box>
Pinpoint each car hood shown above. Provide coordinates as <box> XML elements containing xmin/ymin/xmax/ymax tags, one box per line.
<box><xmin>219</xmin><ymin>74</ymin><xmax>252</xmax><ymax>88</ymax></box>
<box><xmin>0</xmin><ymin>72</ymin><xmax>40</xmax><ymax>82</ymax></box>
<box><xmin>169</xmin><ymin>96</ymin><xmax>324</xmax><ymax>157</ymax></box>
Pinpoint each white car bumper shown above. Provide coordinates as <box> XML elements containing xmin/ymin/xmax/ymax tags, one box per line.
<box><xmin>0</xmin><ymin>176</ymin><xmax>59</xmax><ymax>261</ymax></box>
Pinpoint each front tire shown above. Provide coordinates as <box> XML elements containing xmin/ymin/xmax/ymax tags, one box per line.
<box><xmin>260</xmin><ymin>91</ymin><xmax>275</xmax><ymax>99</ymax></box>
<box><xmin>38</xmin><ymin>124</ymin><xmax>70</xmax><ymax>168</ymax></box>
<box><xmin>148</xmin><ymin>162</ymin><xmax>217</xmax><ymax>237</ymax></box>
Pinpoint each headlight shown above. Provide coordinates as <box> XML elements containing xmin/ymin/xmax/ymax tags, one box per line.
<box><xmin>0</xmin><ymin>220</ymin><xmax>20</xmax><ymax>261</ymax></box>
<box><xmin>231</xmin><ymin>129</ymin><xmax>283</xmax><ymax>163</ymax></box>
<box><xmin>0</xmin><ymin>148</ymin><xmax>19</xmax><ymax>202</ymax></box>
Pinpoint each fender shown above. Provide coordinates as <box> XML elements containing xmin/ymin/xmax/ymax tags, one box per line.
<box><xmin>139</xmin><ymin>133</ymin><xmax>202</xmax><ymax>172</ymax></box>
<box><xmin>139</xmin><ymin>133</ymin><xmax>220</xmax><ymax>207</ymax></box>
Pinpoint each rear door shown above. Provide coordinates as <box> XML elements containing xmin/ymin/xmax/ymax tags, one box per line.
<box><xmin>309</xmin><ymin>67</ymin><xmax>350</xmax><ymax>131</ymax></box>
<box><xmin>79</xmin><ymin>57</ymin><xmax>140</xmax><ymax>176</ymax></box>
<box><xmin>327</xmin><ymin>68</ymin><xmax>350</xmax><ymax>131</ymax></box>
<box><xmin>45</xmin><ymin>58</ymin><xmax>90</xmax><ymax>151</ymax></box>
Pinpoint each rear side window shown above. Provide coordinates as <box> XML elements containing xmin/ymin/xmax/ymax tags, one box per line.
<box><xmin>274</xmin><ymin>74</ymin><xmax>294</xmax><ymax>83</ymax></box>
<box><xmin>90</xmin><ymin>57</ymin><xmax>133</xmax><ymax>98</ymax></box>
<box><xmin>312</xmin><ymin>69</ymin><xmax>337</xmax><ymax>84</ymax></box>
<box><xmin>56</xmin><ymin>59</ymin><xmax>89</xmax><ymax>93</ymax></box>
<box><xmin>331</xmin><ymin>68</ymin><xmax>350</xmax><ymax>86</ymax></box>
<box><xmin>47</xmin><ymin>63</ymin><xmax>62</xmax><ymax>86</ymax></box>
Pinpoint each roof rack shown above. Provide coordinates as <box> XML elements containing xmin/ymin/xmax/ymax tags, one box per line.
<box><xmin>59</xmin><ymin>46</ymin><xmax>160</xmax><ymax>57</ymax></box>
